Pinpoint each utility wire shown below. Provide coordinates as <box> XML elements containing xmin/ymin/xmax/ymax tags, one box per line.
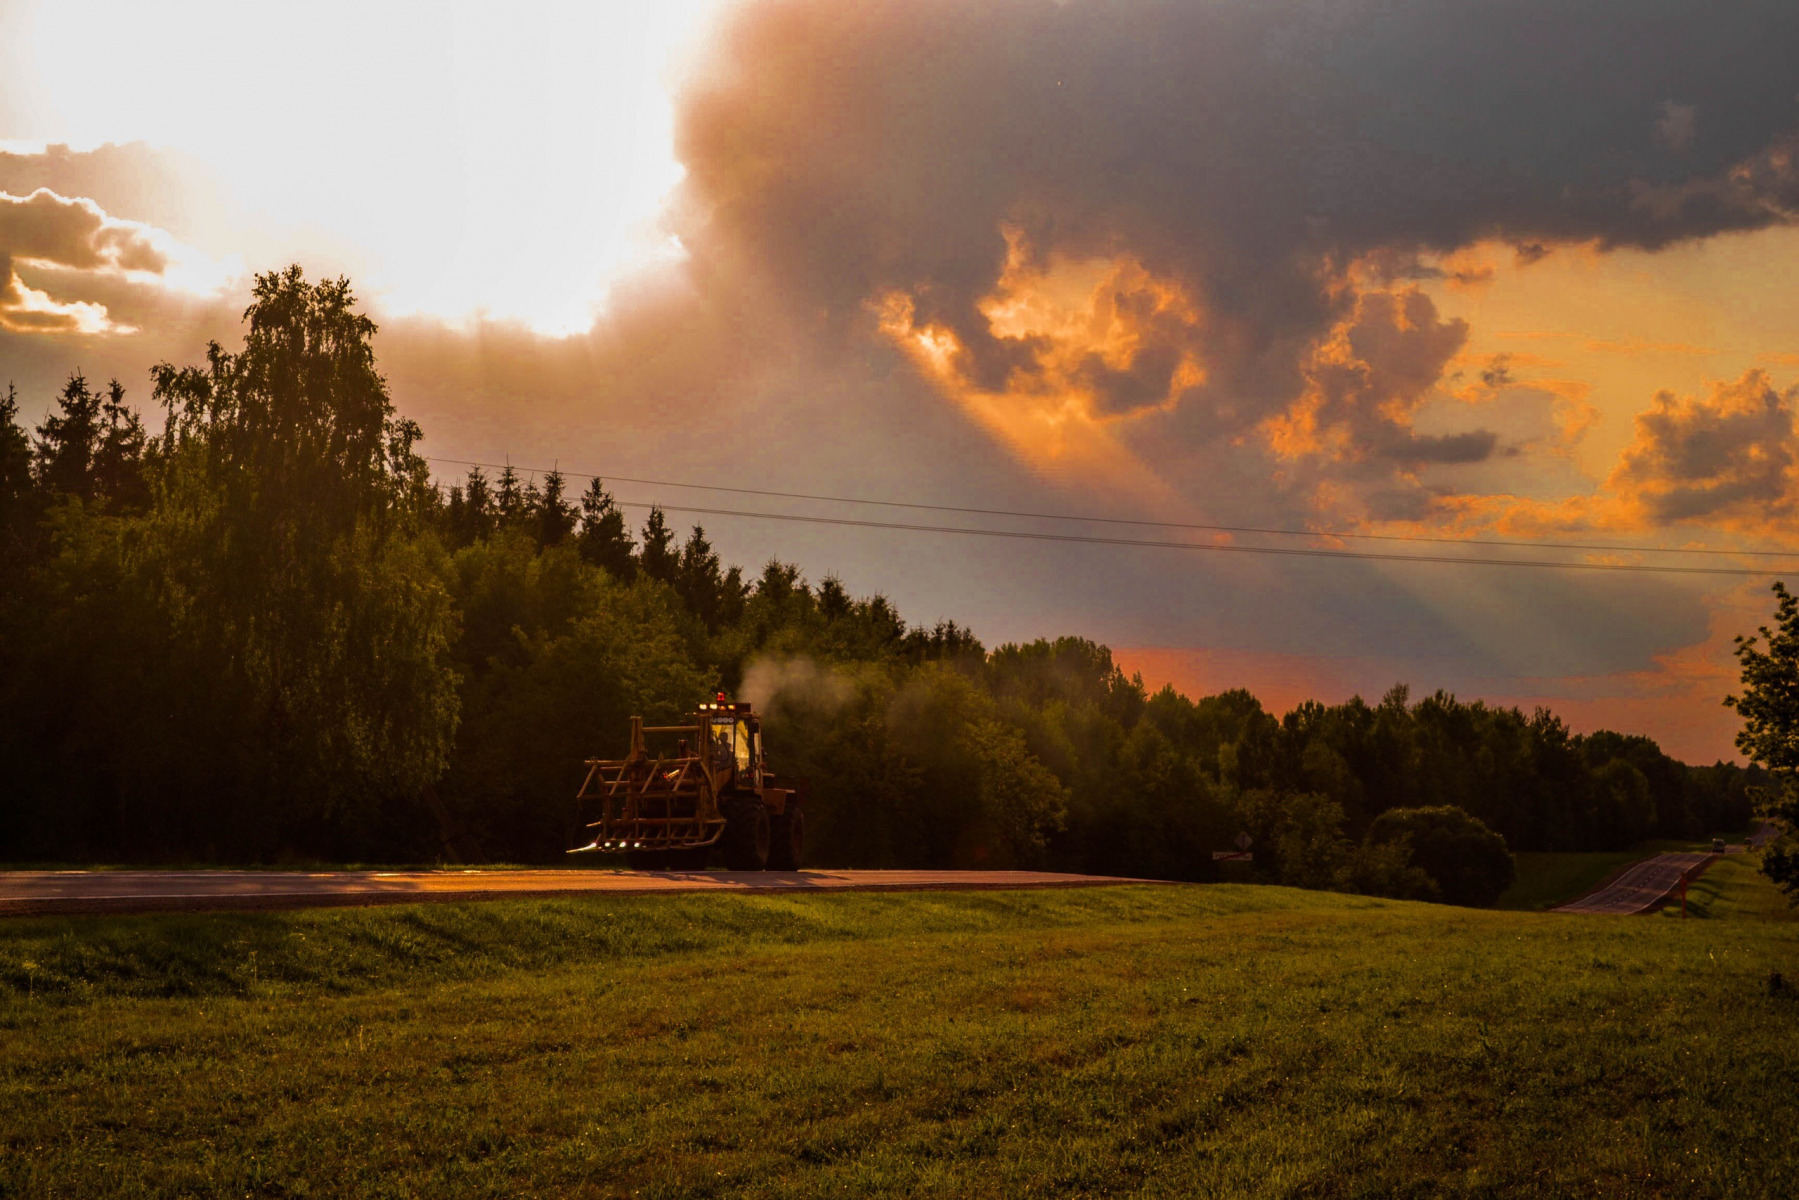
<box><xmin>601</xmin><ymin>498</ymin><xmax>1782</xmax><ymax>577</ymax></box>
<box><xmin>425</xmin><ymin>455</ymin><xmax>1799</xmax><ymax>561</ymax></box>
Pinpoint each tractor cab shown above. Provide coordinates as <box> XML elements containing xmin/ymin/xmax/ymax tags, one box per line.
<box><xmin>702</xmin><ymin>699</ymin><xmax>759</xmax><ymax>786</ymax></box>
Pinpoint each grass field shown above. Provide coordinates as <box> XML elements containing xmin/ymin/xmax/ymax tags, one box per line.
<box><xmin>3</xmin><ymin>879</ymin><xmax>1798</xmax><ymax>1198</ymax></box>
<box><xmin>1667</xmin><ymin>854</ymin><xmax>1799</xmax><ymax>923</ymax></box>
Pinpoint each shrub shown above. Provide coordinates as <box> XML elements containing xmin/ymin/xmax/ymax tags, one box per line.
<box><xmin>1368</xmin><ymin>805</ymin><xmax>1515</xmax><ymax>907</ymax></box>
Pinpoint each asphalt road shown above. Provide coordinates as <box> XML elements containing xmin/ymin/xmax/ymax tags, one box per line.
<box><xmin>1554</xmin><ymin>852</ymin><xmax>1717</xmax><ymax>915</ymax></box>
<box><xmin>0</xmin><ymin>868</ymin><xmax>1149</xmax><ymax>917</ymax></box>
<box><xmin>1554</xmin><ymin>822</ymin><xmax>1783</xmax><ymax>915</ymax></box>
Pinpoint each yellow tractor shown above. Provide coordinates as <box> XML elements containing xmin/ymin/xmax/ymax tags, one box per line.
<box><xmin>568</xmin><ymin>695</ymin><xmax>803</xmax><ymax>871</ymax></box>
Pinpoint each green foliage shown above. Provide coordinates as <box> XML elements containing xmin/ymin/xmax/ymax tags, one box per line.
<box><xmin>1234</xmin><ymin>789</ymin><xmax>1438</xmax><ymax>900</ymax></box>
<box><xmin>0</xmin><ymin>381</ymin><xmax>36</xmax><ymax>579</ymax></box>
<box><xmin>32</xmin><ymin>373</ymin><xmax>148</xmax><ymax>509</ymax></box>
<box><xmin>1368</xmin><ymin>805</ymin><xmax>1516</xmax><ymax>907</ymax></box>
<box><xmin>2</xmin><ymin>268</ymin><xmax>459</xmax><ymax>859</ymax></box>
<box><xmin>1727</xmin><ymin>580</ymin><xmax>1799</xmax><ymax>901</ymax></box>
<box><xmin>437</xmin><ymin>537</ymin><xmax>713</xmax><ymax>859</ymax></box>
<box><xmin>575</xmin><ymin>475</ymin><xmax>634</xmax><ymax>579</ymax></box>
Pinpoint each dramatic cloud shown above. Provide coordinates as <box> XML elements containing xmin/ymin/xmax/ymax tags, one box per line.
<box><xmin>0</xmin><ymin>187</ymin><xmax>173</xmax><ymax>332</ymax></box>
<box><xmin>1608</xmin><ymin>370</ymin><xmax>1799</xmax><ymax>528</ymax></box>
<box><xmin>1264</xmin><ymin>287</ymin><xmax>1492</xmax><ymax>518</ymax></box>
<box><xmin>0</xmin><ymin>142</ymin><xmax>225</xmax><ymax>246</ymax></box>
<box><xmin>674</xmin><ymin>0</ymin><xmax>1799</xmax><ymax>521</ymax></box>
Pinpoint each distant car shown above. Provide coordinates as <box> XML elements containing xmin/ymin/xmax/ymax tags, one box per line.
<box><xmin>1712</xmin><ymin>838</ymin><xmax>1726</xmax><ymax>853</ymax></box>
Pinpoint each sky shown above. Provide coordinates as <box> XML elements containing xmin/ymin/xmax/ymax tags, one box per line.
<box><xmin>4</xmin><ymin>0</ymin><xmax>1799</xmax><ymax>762</ymax></box>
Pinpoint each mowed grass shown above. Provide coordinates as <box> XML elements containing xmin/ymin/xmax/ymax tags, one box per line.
<box><xmin>3</xmin><ymin>883</ymin><xmax>1798</xmax><ymax>1199</ymax></box>
<box><xmin>1669</xmin><ymin>853</ymin><xmax>1799</xmax><ymax>923</ymax></box>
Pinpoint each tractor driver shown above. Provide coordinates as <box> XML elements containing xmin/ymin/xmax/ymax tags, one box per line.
<box><xmin>711</xmin><ymin>720</ymin><xmax>735</xmax><ymax>775</ymax></box>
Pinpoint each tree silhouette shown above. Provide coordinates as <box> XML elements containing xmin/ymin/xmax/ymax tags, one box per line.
<box><xmin>536</xmin><ymin>468</ymin><xmax>577</xmax><ymax>546</ymax></box>
<box><xmin>495</xmin><ymin>465</ymin><xmax>524</xmax><ymax>527</ymax></box>
<box><xmin>1727</xmin><ymin>580</ymin><xmax>1799</xmax><ymax>901</ymax></box>
<box><xmin>576</xmin><ymin>477</ymin><xmax>634</xmax><ymax>580</ymax></box>
<box><xmin>0</xmin><ymin>381</ymin><xmax>35</xmax><ymax>576</ymax></box>
<box><xmin>639</xmin><ymin>506</ymin><xmax>676</xmax><ymax>583</ymax></box>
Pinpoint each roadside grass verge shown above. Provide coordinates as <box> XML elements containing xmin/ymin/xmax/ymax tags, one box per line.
<box><xmin>3</xmin><ymin>884</ymin><xmax>1797</xmax><ymax>1197</ymax></box>
<box><xmin>1670</xmin><ymin>853</ymin><xmax>1799</xmax><ymax>923</ymax></box>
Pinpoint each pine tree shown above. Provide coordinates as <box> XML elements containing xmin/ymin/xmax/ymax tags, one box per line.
<box><xmin>819</xmin><ymin>575</ymin><xmax>851</xmax><ymax>620</ymax></box>
<box><xmin>536</xmin><ymin>469</ymin><xmax>577</xmax><ymax>546</ymax></box>
<box><xmin>638</xmin><ymin>506</ymin><xmax>677</xmax><ymax>583</ymax></box>
<box><xmin>577</xmin><ymin>477</ymin><xmax>635</xmax><ymax>580</ymax></box>
<box><xmin>444</xmin><ymin>483</ymin><xmax>469</xmax><ymax>547</ymax></box>
<box><xmin>676</xmin><ymin>524</ymin><xmax>724</xmax><ymax>623</ymax></box>
<box><xmin>33</xmin><ymin>372</ymin><xmax>103</xmax><ymax>498</ymax></box>
<box><xmin>495</xmin><ymin>464</ymin><xmax>524</xmax><ymax>527</ymax></box>
<box><xmin>0</xmin><ymin>380</ymin><xmax>38</xmax><ymax>569</ymax></box>
<box><xmin>461</xmin><ymin>466</ymin><xmax>494</xmax><ymax>544</ymax></box>
<box><xmin>92</xmin><ymin>379</ymin><xmax>147</xmax><ymax>510</ymax></box>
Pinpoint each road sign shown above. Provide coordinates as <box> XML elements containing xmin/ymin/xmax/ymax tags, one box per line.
<box><xmin>1234</xmin><ymin>832</ymin><xmax>1252</xmax><ymax>851</ymax></box>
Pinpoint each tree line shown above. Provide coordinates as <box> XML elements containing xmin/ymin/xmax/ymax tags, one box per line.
<box><xmin>0</xmin><ymin>269</ymin><xmax>1763</xmax><ymax>905</ymax></box>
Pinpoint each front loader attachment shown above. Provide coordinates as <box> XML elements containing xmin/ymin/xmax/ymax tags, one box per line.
<box><xmin>569</xmin><ymin>716</ymin><xmax>726</xmax><ymax>854</ymax></box>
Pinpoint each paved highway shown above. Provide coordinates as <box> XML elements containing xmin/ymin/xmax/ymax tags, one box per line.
<box><xmin>1554</xmin><ymin>851</ymin><xmax>1716</xmax><ymax>915</ymax></box>
<box><xmin>1555</xmin><ymin>822</ymin><xmax>1782</xmax><ymax>915</ymax></box>
<box><xmin>0</xmin><ymin>868</ymin><xmax>1148</xmax><ymax>917</ymax></box>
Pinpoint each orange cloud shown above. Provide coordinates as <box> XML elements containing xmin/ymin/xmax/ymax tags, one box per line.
<box><xmin>875</xmin><ymin>228</ymin><xmax>1206</xmax><ymax>499</ymax></box>
<box><xmin>1581</xmin><ymin>336</ymin><xmax>1717</xmax><ymax>357</ymax></box>
<box><xmin>1262</xmin><ymin>285</ymin><xmax>1501</xmax><ymax>519</ymax></box>
<box><xmin>1605</xmin><ymin>369</ymin><xmax>1799</xmax><ymax>528</ymax></box>
<box><xmin>1413</xmin><ymin>369</ymin><xmax>1799</xmax><ymax>543</ymax></box>
<box><xmin>0</xmin><ymin>188</ymin><xmax>174</xmax><ymax>334</ymax></box>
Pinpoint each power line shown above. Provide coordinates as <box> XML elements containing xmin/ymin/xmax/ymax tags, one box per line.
<box><xmin>605</xmin><ymin>498</ymin><xmax>1781</xmax><ymax>577</ymax></box>
<box><xmin>425</xmin><ymin>455</ymin><xmax>1799</xmax><ymax>561</ymax></box>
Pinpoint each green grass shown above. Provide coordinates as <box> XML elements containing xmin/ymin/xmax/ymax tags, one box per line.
<box><xmin>3</xmin><ymin>883</ymin><xmax>1798</xmax><ymax>1198</ymax></box>
<box><xmin>1663</xmin><ymin>853</ymin><xmax>1799</xmax><ymax>923</ymax></box>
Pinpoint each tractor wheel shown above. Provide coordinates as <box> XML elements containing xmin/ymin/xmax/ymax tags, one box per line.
<box><xmin>767</xmin><ymin>807</ymin><xmax>804</xmax><ymax>871</ymax></box>
<box><xmin>721</xmin><ymin>796</ymin><xmax>771</xmax><ymax>871</ymax></box>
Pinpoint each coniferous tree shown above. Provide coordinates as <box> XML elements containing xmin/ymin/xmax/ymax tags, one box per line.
<box><xmin>31</xmin><ymin>374</ymin><xmax>146</xmax><ymax>508</ymax></box>
<box><xmin>92</xmin><ymin>380</ymin><xmax>147</xmax><ymax>511</ymax></box>
<box><xmin>33</xmin><ymin>373</ymin><xmax>102</xmax><ymax>498</ymax></box>
<box><xmin>577</xmin><ymin>477</ymin><xmax>635</xmax><ymax>580</ymax></box>
<box><xmin>536</xmin><ymin>468</ymin><xmax>577</xmax><ymax>546</ymax></box>
<box><xmin>461</xmin><ymin>466</ymin><xmax>495</xmax><ymax>544</ymax></box>
<box><xmin>443</xmin><ymin>484</ymin><xmax>466</xmax><ymax>540</ymax></box>
<box><xmin>495</xmin><ymin>465</ymin><xmax>524</xmax><ymax>527</ymax></box>
<box><xmin>639</xmin><ymin>506</ymin><xmax>677</xmax><ymax>583</ymax></box>
<box><xmin>676</xmin><ymin>524</ymin><xmax>724</xmax><ymax>622</ymax></box>
<box><xmin>0</xmin><ymin>381</ymin><xmax>36</xmax><ymax>574</ymax></box>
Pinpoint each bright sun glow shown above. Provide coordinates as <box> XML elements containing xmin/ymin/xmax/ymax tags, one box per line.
<box><xmin>8</xmin><ymin>0</ymin><xmax>730</xmax><ymax>334</ymax></box>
